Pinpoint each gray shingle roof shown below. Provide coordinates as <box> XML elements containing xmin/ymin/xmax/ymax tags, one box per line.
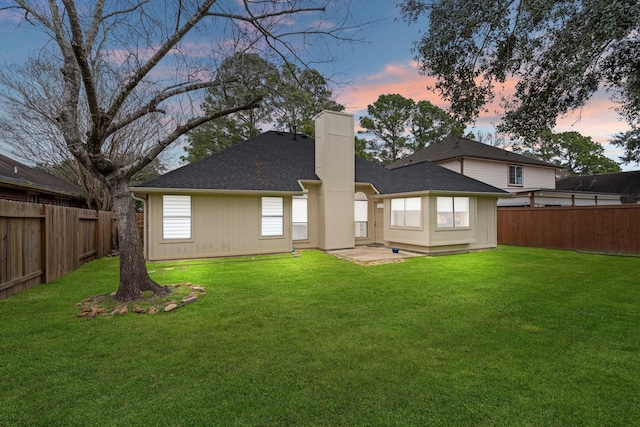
<box><xmin>0</xmin><ymin>154</ymin><xmax>84</xmax><ymax>197</ymax></box>
<box><xmin>138</xmin><ymin>131</ymin><xmax>319</xmax><ymax>191</ymax></box>
<box><xmin>387</xmin><ymin>136</ymin><xmax>557</xmax><ymax>169</ymax></box>
<box><xmin>556</xmin><ymin>170</ymin><xmax>640</xmax><ymax>203</ymax></box>
<box><xmin>136</xmin><ymin>131</ymin><xmax>506</xmax><ymax>195</ymax></box>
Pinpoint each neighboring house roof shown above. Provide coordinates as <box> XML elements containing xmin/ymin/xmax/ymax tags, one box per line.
<box><xmin>556</xmin><ymin>170</ymin><xmax>640</xmax><ymax>203</ymax></box>
<box><xmin>0</xmin><ymin>154</ymin><xmax>84</xmax><ymax>198</ymax></box>
<box><xmin>387</xmin><ymin>136</ymin><xmax>558</xmax><ymax>169</ymax></box>
<box><xmin>136</xmin><ymin>131</ymin><xmax>506</xmax><ymax>196</ymax></box>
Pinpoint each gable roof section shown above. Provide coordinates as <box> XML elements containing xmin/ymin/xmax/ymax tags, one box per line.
<box><xmin>387</xmin><ymin>136</ymin><xmax>557</xmax><ymax>169</ymax></box>
<box><xmin>0</xmin><ymin>154</ymin><xmax>84</xmax><ymax>197</ymax></box>
<box><xmin>136</xmin><ymin>131</ymin><xmax>506</xmax><ymax>196</ymax></box>
<box><xmin>138</xmin><ymin>131</ymin><xmax>319</xmax><ymax>192</ymax></box>
<box><xmin>556</xmin><ymin>170</ymin><xmax>640</xmax><ymax>203</ymax></box>
<box><xmin>382</xmin><ymin>161</ymin><xmax>506</xmax><ymax>195</ymax></box>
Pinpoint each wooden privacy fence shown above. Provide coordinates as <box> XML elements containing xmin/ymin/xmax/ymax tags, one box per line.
<box><xmin>0</xmin><ymin>200</ymin><xmax>115</xmax><ymax>300</ymax></box>
<box><xmin>498</xmin><ymin>205</ymin><xmax>640</xmax><ymax>255</ymax></box>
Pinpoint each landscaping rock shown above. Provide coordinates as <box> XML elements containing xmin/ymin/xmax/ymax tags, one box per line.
<box><xmin>164</xmin><ymin>303</ymin><xmax>178</xmax><ymax>312</ymax></box>
<box><xmin>119</xmin><ymin>306</ymin><xmax>129</xmax><ymax>315</ymax></box>
<box><xmin>181</xmin><ymin>296</ymin><xmax>198</xmax><ymax>305</ymax></box>
<box><xmin>133</xmin><ymin>305</ymin><xmax>146</xmax><ymax>314</ymax></box>
<box><xmin>87</xmin><ymin>310</ymin><xmax>97</xmax><ymax>320</ymax></box>
<box><xmin>148</xmin><ymin>307</ymin><xmax>159</xmax><ymax>314</ymax></box>
<box><xmin>77</xmin><ymin>311</ymin><xmax>90</xmax><ymax>317</ymax></box>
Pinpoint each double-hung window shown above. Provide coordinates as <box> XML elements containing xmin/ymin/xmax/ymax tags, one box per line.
<box><xmin>436</xmin><ymin>197</ymin><xmax>469</xmax><ymax>228</ymax></box>
<box><xmin>390</xmin><ymin>197</ymin><xmax>421</xmax><ymax>228</ymax></box>
<box><xmin>262</xmin><ymin>197</ymin><xmax>283</xmax><ymax>237</ymax></box>
<box><xmin>508</xmin><ymin>165</ymin><xmax>523</xmax><ymax>186</ymax></box>
<box><xmin>292</xmin><ymin>196</ymin><xmax>308</xmax><ymax>240</ymax></box>
<box><xmin>354</xmin><ymin>192</ymin><xmax>368</xmax><ymax>237</ymax></box>
<box><xmin>163</xmin><ymin>195</ymin><xmax>191</xmax><ymax>239</ymax></box>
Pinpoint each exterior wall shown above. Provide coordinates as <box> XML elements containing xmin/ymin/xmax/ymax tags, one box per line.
<box><xmin>381</xmin><ymin>194</ymin><xmax>498</xmax><ymax>254</ymax></box>
<box><xmin>436</xmin><ymin>160</ymin><xmax>461</xmax><ymax>173</ymax></box>
<box><xmin>146</xmin><ymin>193</ymin><xmax>293</xmax><ymax>261</ymax></box>
<box><xmin>438</xmin><ymin>158</ymin><xmax>556</xmax><ymax>190</ymax></box>
<box><xmin>523</xmin><ymin>165</ymin><xmax>556</xmax><ymax>189</ymax></box>
<box><xmin>315</xmin><ymin>110</ymin><xmax>355</xmax><ymax>250</ymax></box>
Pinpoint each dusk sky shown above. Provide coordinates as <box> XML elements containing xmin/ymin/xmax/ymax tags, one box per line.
<box><xmin>0</xmin><ymin>1</ymin><xmax>634</xmax><ymax>169</ymax></box>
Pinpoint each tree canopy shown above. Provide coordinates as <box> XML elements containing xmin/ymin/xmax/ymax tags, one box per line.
<box><xmin>515</xmin><ymin>130</ymin><xmax>621</xmax><ymax>175</ymax></box>
<box><xmin>399</xmin><ymin>0</ymin><xmax>640</xmax><ymax>160</ymax></box>
<box><xmin>182</xmin><ymin>58</ymin><xmax>343</xmax><ymax>163</ymax></box>
<box><xmin>359</xmin><ymin>94</ymin><xmax>464</xmax><ymax>164</ymax></box>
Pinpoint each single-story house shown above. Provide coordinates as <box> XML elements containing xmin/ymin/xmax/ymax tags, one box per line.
<box><xmin>133</xmin><ymin>111</ymin><xmax>506</xmax><ymax>261</ymax></box>
<box><xmin>0</xmin><ymin>154</ymin><xmax>86</xmax><ymax>207</ymax></box>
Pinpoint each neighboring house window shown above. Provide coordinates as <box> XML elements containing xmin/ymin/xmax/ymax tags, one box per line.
<box><xmin>509</xmin><ymin>165</ymin><xmax>524</xmax><ymax>186</ymax></box>
<box><xmin>163</xmin><ymin>195</ymin><xmax>191</xmax><ymax>239</ymax></box>
<box><xmin>437</xmin><ymin>197</ymin><xmax>469</xmax><ymax>228</ymax></box>
<box><xmin>55</xmin><ymin>199</ymin><xmax>70</xmax><ymax>207</ymax></box>
<box><xmin>262</xmin><ymin>197</ymin><xmax>283</xmax><ymax>237</ymax></box>
<box><xmin>27</xmin><ymin>194</ymin><xmax>38</xmax><ymax>204</ymax></box>
<box><xmin>354</xmin><ymin>192</ymin><xmax>368</xmax><ymax>238</ymax></box>
<box><xmin>390</xmin><ymin>197</ymin><xmax>421</xmax><ymax>227</ymax></box>
<box><xmin>292</xmin><ymin>195</ymin><xmax>308</xmax><ymax>240</ymax></box>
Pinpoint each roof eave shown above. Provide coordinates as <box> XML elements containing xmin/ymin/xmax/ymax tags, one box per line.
<box><xmin>132</xmin><ymin>187</ymin><xmax>307</xmax><ymax>196</ymax></box>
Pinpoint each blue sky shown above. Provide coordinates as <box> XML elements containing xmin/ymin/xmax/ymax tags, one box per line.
<box><xmin>0</xmin><ymin>1</ymin><xmax>633</xmax><ymax>169</ymax></box>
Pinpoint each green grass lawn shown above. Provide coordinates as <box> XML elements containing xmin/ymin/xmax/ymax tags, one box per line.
<box><xmin>1</xmin><ymin>246</ymin><xmax>639</xmax><ymax>426</ymax></box>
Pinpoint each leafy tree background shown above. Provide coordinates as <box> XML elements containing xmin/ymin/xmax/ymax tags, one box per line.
<box><xmin>399</xmin><ymin>0</ymin><xmax>640</xmax><ymax>163</ymax></box>
<box><xmin>182</xmin><ymin>59</ymin><xmax>344</xmax><ymax>163</ymax></box>
<box><xmin>359</xmin><ymin>93</ymin><xmax>464</xmax><ymax>164</ymax></box>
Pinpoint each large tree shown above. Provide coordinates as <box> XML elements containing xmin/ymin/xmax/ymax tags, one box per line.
<box><xmin>359</xmin><ymin>94</ymin><xmax>414</xmax><ymax>164</ymax></box>
<box><xmin>0</xmin><ymin>56</ymin><xmax>168</xmax><ymax>210</ymax></box>
<box><xmin>359</xmin><ymin>94</ymin><xmax>464</xmax><ymax>164</ymax></box>
<box><xmin>399</xmin><ymin>0</ymin><xmax>640</xmax><ymax>156</ymax></box>
<box><xmin>1</xmin><ymin>0</ymin><xmax>357</xmax><ymax>301</ymax></box>
<box><xmin>181</xmin><ymin>52</ymin><xmax>277</xmax><ymax>162</ymax></box>
<box><xmin>410</xmin><ymin>99</ymin><xmax>465</xmax><ymax>151</ymax></box>
<box><xmin>182</xmin><ymin>57</ymin><xmax>342</xmax><ymax>163</ymax></box>
<box><xmin>270</xmin><ymin>62</ymin><xmax>344</xmax><ymax>136</ymax></box>
<box><xmin>515</xmin><ymin>129</ymin><xmax>621</xmax><ymax>175</ymax></box>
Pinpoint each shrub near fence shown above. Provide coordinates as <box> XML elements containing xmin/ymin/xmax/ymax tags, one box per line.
<box><xmin>0</xmin><ymin>200</ymin><xmax>115</xmax><ymax>300</ymax></box>
<box><xmin>498</xmin><ymin>205</ymin><xmax>640</xmax><ymax>255</ymax></box>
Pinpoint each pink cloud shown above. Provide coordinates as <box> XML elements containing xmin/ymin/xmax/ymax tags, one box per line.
<box><xmin>339</xmin><ymin>60</ymin><xmax>630</xmax><ymax>148</ymax></box>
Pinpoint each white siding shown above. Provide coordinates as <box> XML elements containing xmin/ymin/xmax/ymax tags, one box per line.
<box><xmin>441</xmin><ymin>158</ymin><xmax>556</xmax><ymax>190</ymax></box>
<box><xmin>523</xmin><ymin>165</ymin><xmax>556</xmax><ymax>189</ymax></box>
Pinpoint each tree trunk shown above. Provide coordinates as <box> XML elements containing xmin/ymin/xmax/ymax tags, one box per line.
<box><xmin>108</xmin><ymin>177</ymin><xmax>168</xmax><ymax>301</ymax></box>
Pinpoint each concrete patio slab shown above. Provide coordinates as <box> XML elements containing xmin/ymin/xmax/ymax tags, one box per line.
<box><xmin>328</xmin><ymin>246</ymin><xmax>424</xmax><ymax>264</ymax></box>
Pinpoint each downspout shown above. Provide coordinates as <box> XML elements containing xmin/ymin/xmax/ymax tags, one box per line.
<box><xmin>132</xmin><ymin>193</ymin><xmax>148</xmax><ymax>260</ymax></box>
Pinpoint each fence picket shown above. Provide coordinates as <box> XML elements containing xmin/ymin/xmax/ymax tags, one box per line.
<box><xmin>498</xmin><ymin>205</ymin><xmax>640</xmax><ymax>255</ymax></box>
<box><xmin>0</xmin><ymin>200</ymin><xmax>115</xmax><ymax>300</ymax></box>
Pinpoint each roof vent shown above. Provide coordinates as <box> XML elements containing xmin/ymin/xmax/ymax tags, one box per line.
<box><xmin>14</xmin><ymin>166</ymin><xmax>18</xmax><ymax>174</ymax></box>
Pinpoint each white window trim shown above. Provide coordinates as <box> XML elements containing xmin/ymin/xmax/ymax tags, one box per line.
<box><xmin>354</xmin><ymin>192</ymin><xmax>368</xmax><ymax>238</ymax></box>
<box><xmin>436</xmin><ymin>196</ymin><xmax>470</xmax><ymax>229</ymax></box>
<box><xmin>162</xmin><ymin>195</ymin><xmax>192</xmax><ymax>240</ymax></box>
<box><xmin>292</xmin><ymin>195</ymin><xmax>308</xmax><ymax>241</ymax></box>
<box><xmin>262</xmin><ymin>197</ymin><xmax>284</xmax><ymax>237</ymax></box>
<box><xmin>390</xmin><ymin>197</ymin><xmax>422</xmax><ymax>228</ymax></box>
<box><xmin>508</xmin><ymin>164</ymin><xmax>524</xmax><ymax>187</ymax></box>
